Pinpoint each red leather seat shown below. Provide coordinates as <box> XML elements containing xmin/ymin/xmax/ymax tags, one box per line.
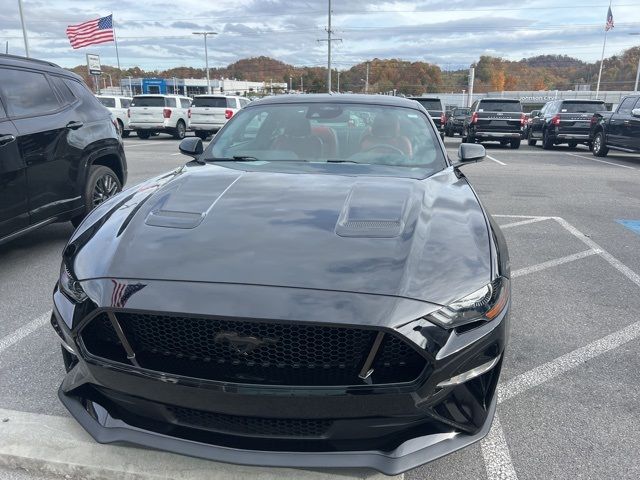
<box><xmin>271</xmin><ymin>117</ymin><xmax>323</xmax><ymax>160</ymax></box>
<box><xmin>360</xmin><ymin>115</ymin><xmax>412</xmax><ymax>157</ymax></box>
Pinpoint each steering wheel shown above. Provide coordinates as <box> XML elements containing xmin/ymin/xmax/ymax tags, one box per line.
<box><xmin>361</xmin><ymin>144</ymin><xmax>406</xmax><ymax>156</ymax></box>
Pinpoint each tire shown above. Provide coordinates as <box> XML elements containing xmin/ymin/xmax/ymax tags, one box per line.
<box><xmin>116</xmin><ymin>119</ymin><xmax>124</xmax><ymax>137</ymax></box>
<box><xmin>71</xmin><ymin>165</ymin><xmax>122</xmax><ymax>228</ymax></box>
<box><xmin>121</xmin><ymin>130</ymin><xmax>130</xmax><ymax>138</ymax></box>
<box><xmin>195</xmin><ymin>131</ymin><xmax>209</xmax><ymax>140</ymax></box>
<box><xmin>592</xmin><ymin>131</ymin><xmax>609</xmax><ymax>157</ymax></box>
<box><xmin>568</xmin><ymin>141</ymin><xmax>578</xmax><ymax>149</ymax></box>
<box><xmin>137</xmin><ymin>130</ymin><xmax>151</xmax><ymax>139</ymax></box>
<box><xmin>527</xmin><ymin>131</ymin><xmax>537</xmax><ymax>146</ymax></box>
<box><xmin>173</xmin><ymin>120</ymin><xmax>186</xmax><ymax>140</ymax></box>
<box><xmin>542</xmin><ymin>130</ymin><xmax>554</xmax><ymax>150</ymax></box>
<box><xmin>510</xmin><ymin>139</ymin><xmax>521</xmax><ymax>149</ymax></box>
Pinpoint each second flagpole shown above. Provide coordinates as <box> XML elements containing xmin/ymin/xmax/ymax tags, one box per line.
<box><xmin>595</xmin><ymin>0</ymin><xmax>612</xmax><ymax>99</ymax></box>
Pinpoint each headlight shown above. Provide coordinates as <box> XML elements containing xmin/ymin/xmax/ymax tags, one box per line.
<box><xmin>59</xmin><ymin>262</ymin><xmax>87</xmax><ymax>303</ymax></box>
<box><xmin>425</xmin><ymin>277</ymin><xmax>509</xmax><ymax>329</ymax></box>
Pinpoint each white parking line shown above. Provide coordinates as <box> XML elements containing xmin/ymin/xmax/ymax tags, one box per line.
<box><xmin>565</xmin><ymin>152</ymin><xmax>636</xmax><ymax>170</ymax></box>
<box><xmin>498</xmin><ymin>320</ymin><xmax>640</xmax><ymax>404</ymax></box>
<box><xmin>511</xmin><ymin>249</ymin><xmax>599</xmax><ymax>278</ymax></box>
<box><xmin>0</xmin><ymin>312</ymin><xmax>50</xmax><ymax>355</ymax></box>
<box><xmin>500</xmin><ymin>217</ymin><xmax>550</xmax><ymax>229</ymax></box>
<box><xmin>494</xmin><ymin>214</ymin><xmax>550</xmax><ymax>219</ymax></box>
<box><xmin>481</xmin><ymin>414</ymin><xmax>518</xmax><ymax>480</ymax></box>
<box><xmin>486</xmin><ymin>155</ymin><xmax>507</xmax><ymax>166</ymax></box>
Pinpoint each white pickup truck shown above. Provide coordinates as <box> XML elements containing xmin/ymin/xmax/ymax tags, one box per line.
<box><xmin>128</xmin><ymin>94</ymin><xmax>192</xmax><ymax>139</ymax></box>
<box><xmin>189</xmin><ymin>95</ymin><xmax>250</xmax><ymax>139</ymax></box>
<box><xmin>96</xmin><ymin>95</ymin><xmax>132</xmax><ymax>137</ymax></box>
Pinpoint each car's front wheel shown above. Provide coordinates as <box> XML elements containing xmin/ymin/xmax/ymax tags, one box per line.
<box><xmin>592</xmin><ymin>131</ymin><xmax>609</xmax><ymax>157</ymax></box>
<box><xmin>71</xmin><ymin>165</ymin><xmax>122</xmax><ymax>228</ymax></box>
<box><xmin>510</xmin><ymin>138</ymin><xmax>521</xmax><ymax>149</ymax></box>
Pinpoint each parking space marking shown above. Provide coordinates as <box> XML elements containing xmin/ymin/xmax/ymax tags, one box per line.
<box><xmin>498</xmin><ymin>320</ymin><xmax>640</xmax><ymax>404</ymax></box>
<box><xmin>486</xmin><ymin>155</ymin><xmax>507</xmax><ymax>166</ymax></box>
<box><xmin>565</xmin><ymin>152</ymin><xmax>636</xmax><ymax>170</ymax></box>
<box><xmin>511</xmin><ymin>249</ymin><xmax>599</xmax><ymax>278</ymax></box>
<box><xmin>500</xmin><ymin>217</ymin><xmax>550</xmax><ymax>229</ymax></box>
<box><xmin>481</xmin><ymin>414</ymin><xmax>518</xmax><ymax>480</ymax></box>
<box><xmin>0</xmin><ymin>312</ymin><xmax>50</xmax><ymax>355</ymax></box>
<box><xmin>494</xmin><ymin>214</ymin><xmax>550</xmax><ymax>219</ymax></box>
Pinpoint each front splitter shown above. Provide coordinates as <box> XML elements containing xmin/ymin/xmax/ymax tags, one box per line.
<box><xmin>58</xmin><ymin>387</ymin><xmax>496</xmax><ymax>476</ymax></box>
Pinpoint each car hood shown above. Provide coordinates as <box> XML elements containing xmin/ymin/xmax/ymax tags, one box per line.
<box><xmin>72</xmin><ymin>164</ymin><xmax>492</xmax><ymax>306</ymax></box>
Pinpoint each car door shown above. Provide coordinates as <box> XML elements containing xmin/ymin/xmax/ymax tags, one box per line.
<box><xmin>622</xmin><ymin>97</ymin><xmax>640</xmax><ymax>150</ymax></box>
<box><xmin>0</xmin><ymin>68</ymin><xmax>80</xmax><ymax>224</ymax></box>
<box><xmin>609</xmin><ymin>97</ymin><xmax>636</xmax><ymax>147</ymax></box>
<box><xmin>0</xmin><ymin>93</ymin><xmax>28</xmax><ymax>240</ymax></box>
<box><xmin>531</xmin><ymin>103</ymin><xmax>547</xmax><ymax>138</ymax></box>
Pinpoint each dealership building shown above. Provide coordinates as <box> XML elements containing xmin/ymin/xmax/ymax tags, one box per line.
<box><xmin>115</xmin><ymin>77</ymin><xmax>287</xmax><ymax>96</ymax></box>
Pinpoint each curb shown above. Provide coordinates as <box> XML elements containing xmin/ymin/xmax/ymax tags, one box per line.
<box><xmin>0</xmin><ymin>408</ymin><xmax>400</xmax><ymax>480</ymax></box>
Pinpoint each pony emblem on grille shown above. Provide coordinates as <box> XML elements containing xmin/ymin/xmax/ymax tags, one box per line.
<box><xmin>215</xmin><ymin>332</ymin><xmax>279</xmax><ymax>355</ymax></box>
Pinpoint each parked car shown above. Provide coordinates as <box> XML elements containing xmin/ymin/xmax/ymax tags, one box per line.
<box><xmin>528</xmin><ymin>99</ymin><xmax>605</xmax><ymax>149</ymax></box>
<box><xmin>96</xmin><ymin>95</ymin><xmax>132</xmax><ymax>137</ymax></box>
<box><xmin>52</xmin><ymin>94</ymin><xmax>510</xmax><ymax>475</ymax></box>
<box><xmin>189</xmin><ymin>95</ymin><xmax>249</xmax><ymax>139</ymax></box>
<box><xmin>408</xmin><ymin>97</ymin><xmax>445</xmax><ymax>132</ymax></box>
<box><xmin>0</xmin><ymin>54</ymin><xmax>126</xmax><ymax>245</ymax></box>
<box><xmin>445</xmin><ymin>107</ymin><xmax>471</xmax><ymax>136</ymax></box>
<box><xmin>590</xmin><ymin>94</ymin><xmax>640</xmax><ymax>157</ymax></box>
<box><xmin>463</xmin><ymin>98</ymin><xmax>524</xmax><ymax>148</ymax></box>
<box><xmin>128</xmin><ymin>94</ymin><xmax>191</xmax><ymax>139</ymax></box>
<box><xmin>522</xmin><ymin>109</ymin><xmax>540</xmax><ymax>140</ymax></box>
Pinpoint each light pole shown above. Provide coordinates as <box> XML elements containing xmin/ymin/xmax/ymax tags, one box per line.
<box><xmin>336</xmin><ymin>70</ymin><xmax>340</xmax><ymax>93</ymax></box>
<box><xmin>289</xmin><ymin>76</ymin><xmax>292</xmax><ymax>92</ymax></box>
<box><xmin>105</xmin><ymin>73</ymin><xmax>113</xmax><ymax>89</ymax></box>
<box><xmin>193</xmin><ymin>31</ymin><xmax>218</xmax><ymax>94</ymax></box>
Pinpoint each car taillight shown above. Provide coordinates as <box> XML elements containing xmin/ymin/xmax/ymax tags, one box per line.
<box><xmin>471</xmin><ymin>112</ymin><xmax>478</xmax><ymax>124</ymax></box>
<box><xmin>163</xmin><ymin>108</ymin><xmax>172</xmax><ymax>119</ymax></box>
<box><xmin>127</xmin><ymin>108</ymin><xmax>130</xmax><ymax>118</ymax></box>
<box><xmin>520</xmin><ymin>113</ymin><xmax>526</xmax><ymax>126</ymax></box>
<box><xmin>225</xmin><ymin>109</ymin><xmax>234</xmax><ymax>120</ymax></box>
<box><xmin>590</xmin><ymin>115</ymin><xmax>598</xmax><ymax>126</ymax></box>
<box><xmin>551</xmin><ymin>114</ymin><xmax>561</xmax><ymax>126</ymax></box>
<box><xmin>188</xmin><ymin>108</ymin><xmax>191</xmax><ymax>119</ymax></box>
<box><xmin>440</xmin><ymin>113</ymin><xmax>446</xmax><ymax>124</ymax></box>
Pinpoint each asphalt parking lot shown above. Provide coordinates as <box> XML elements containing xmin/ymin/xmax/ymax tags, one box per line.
<box><xmin>1</xmin><ymin>133</ymin><xmax>639</xmax><ymax>480</ymax></box>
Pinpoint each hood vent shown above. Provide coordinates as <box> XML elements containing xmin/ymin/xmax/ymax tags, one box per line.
<box><xmin>335</xmin><ymin>182</ymin><xmax>412</xmax><ymax>238</ymax></box>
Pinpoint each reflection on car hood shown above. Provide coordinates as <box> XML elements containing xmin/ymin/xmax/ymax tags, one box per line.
<box><xmin>73</xmin><ymin>164</ymin><xmax>491</xmax><ymax>306</ymax></box>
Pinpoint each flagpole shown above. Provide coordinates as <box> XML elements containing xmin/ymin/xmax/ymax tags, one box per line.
<box><xmin>595</xmin><ymin>0</ymin><xmax>612</xmax><ymax>99</ymax></box>
<box><xmin>111</xmin><ymin>12</ymin><xmax>122</xmax><ymax>94</ymax></box>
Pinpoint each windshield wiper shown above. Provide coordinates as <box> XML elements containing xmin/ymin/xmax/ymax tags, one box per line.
<box><xmin>326</xmin><ymin>159</ymin><xmax>360</xmax><ymax>164</ymax></box>
<box><xmin>207</xmin><ymin>156</ymin><xmax>260</xmax><ymax>162</ymax></box>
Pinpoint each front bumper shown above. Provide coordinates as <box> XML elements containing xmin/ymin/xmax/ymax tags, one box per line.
<box><xmin>52</xmin><ymin>280</ymin><xmax>508</xmax><ymax>475</ymax></box>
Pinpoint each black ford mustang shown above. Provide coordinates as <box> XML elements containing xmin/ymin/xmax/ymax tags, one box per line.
<box><xmin>51</xmin><ymin>94</ymin><xmax>510</xmax><ymax>475</ymax></box>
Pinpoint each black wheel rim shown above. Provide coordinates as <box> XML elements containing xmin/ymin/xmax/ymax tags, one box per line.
<box><xmin>92</xmin><ymin>174</ymin><xmax>119</xmax><ymax>207</ymax></box>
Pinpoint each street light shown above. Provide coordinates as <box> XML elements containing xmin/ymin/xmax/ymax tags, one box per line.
<box><xmin>193</xmin><ymin>31</ymin><xmax>218</xmax><ymax>94</ymax></box>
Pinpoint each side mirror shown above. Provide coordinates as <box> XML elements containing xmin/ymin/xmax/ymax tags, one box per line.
<box><xmin>632</xmin><ymin>108</ymin><xmax>640</xmax><ymax>118</ymax></box>
<box><xmin>178</xmin><ymin>137</ymin><xmax>203</xmax><ymax>159</ymax></box>
<box><xmin>454</xmin><ymin>143</ymin><xmax>485</xmax><ymax>167</ymax></box>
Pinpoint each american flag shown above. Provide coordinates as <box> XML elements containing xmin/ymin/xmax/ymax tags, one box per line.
<box><xmin>66</xmin><ymin>15</ymin><xmax>115</xmax><ymax>49</ymax></box>
<box><xmin>111</xmin><ymin>280</ymin><xmax>146</xmax><ymax>308</ymax></box>
<box><xmin>605</xmin><ymin>6</ymin><xmax>614</xmax><ymax>31</ymax></box>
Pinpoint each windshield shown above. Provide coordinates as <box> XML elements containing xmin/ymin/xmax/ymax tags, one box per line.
<box><xmin>193</xmin><ymin>97</ymin><xmax>228</xmax><ymax>108</ymax></box>
<box><xmin>412</xmin><ymin>99</ymin><xmax>442</xmax><ymax>110</ymax></box>
<box><xmin>203</xmin><ymin>102</ymin><xmax>446</xmax><ymax>174</ymax></box>
<box><xmin>454</xmin><ymin>108</ymin><xmax>470</xmax><ymax>116</ymax></box>
<box><xmin>560</xmin><ymin>102</ymin><xmax>605</xmax><ymax>113</ymax></box>
<box><xmin>97</xmin><ymin>97</ymin><xmax>115</xmax><ymax>108</ymax></box>
<box><xmin>130</xmin><ymin>96</ymin><xmax>164</xmax><ymax>107</ymax></box>
<box><xmin>478</xmin><ymin>101</ymin><xmax>522</xmax><ymax>112</ymax></box>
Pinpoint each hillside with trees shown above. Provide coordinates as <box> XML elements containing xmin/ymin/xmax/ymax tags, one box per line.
<box><xmin>68</xmin><ymin>46</ymin><xmax>640</xmax><ymax>95</ymax></box>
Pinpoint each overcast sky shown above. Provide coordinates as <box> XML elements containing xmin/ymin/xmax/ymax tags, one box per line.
<box><xmin>2</xmin><ymin>0</ymin><xmax>640</xmax><ymax>71</ymax></box>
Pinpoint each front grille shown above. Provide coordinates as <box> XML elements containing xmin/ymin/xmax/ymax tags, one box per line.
<box><xmin>167</xmin><ymin>405</ymin><xmax>331</xmax><ymax>438</ymax></box>
<box><xmin>80</xmin><ymin>311</ymin><xmax>427</xmax><ymax>386</ymax></box>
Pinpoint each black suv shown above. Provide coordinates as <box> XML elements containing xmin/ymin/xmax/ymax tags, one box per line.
<box><xmin>590</xmin><ymin>95</ymin><xmax>640</xmax><ymax>156</ymax></box>
<box><xmin>528</xmin><ymin>99</ymin><xmax>605</xmax><ymax>149</ymax></box>
<box><xmin>463</xmin><ymin>98</ymin><xmax>524</xmax><ymax>149</ymax></box>
<box><xmin>0</xmin><ymin>54</ymin><xmax>126</xmax><ymax>245</ymax></box>
<box><xmin>408</xmin><ymin>97</ymin><xmax>445</xmax><ymax>132</ymax></box>
<box><xmin>445</xmin><ymin>107</ymin><xmax>470</xmax><ymax>136</ymax></box>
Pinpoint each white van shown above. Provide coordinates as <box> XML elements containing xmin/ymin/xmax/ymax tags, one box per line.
<box><xmin>96</xmin><ymin>95</ymin><xmax>132</xmax><ymax>137</ymax></box>
<box><xmin>128</xmin><ymin>94</ymin><xmax>192</xmax><ymax>139</ymax></box>
<box><xmin>189</xmin><ymin>95</ymin><xmax>249</xmax><ymax>139</ymax></box>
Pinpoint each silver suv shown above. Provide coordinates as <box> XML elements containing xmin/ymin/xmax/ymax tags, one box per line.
<box><xmin>189</xmin><ymin>95</ymin><xmax>249</xmax><ymax>139</ymax></box>
<box><xmin>128</xmin><ymin>94</ymin><xmax>192</xmax><ymax>139</ymax></box>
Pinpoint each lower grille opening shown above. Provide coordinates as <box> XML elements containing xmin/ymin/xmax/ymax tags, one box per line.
<box><xmin>79</xmin><ymin>311</ymin><xmax>428</xmax><ymax>386</ymax></box>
